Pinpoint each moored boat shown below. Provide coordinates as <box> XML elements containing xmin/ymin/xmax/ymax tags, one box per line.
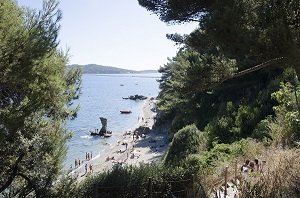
<box><xmin>120</xmin><ymin>110</ymin><xmax>132</xmax><ymax>114</ymax></box>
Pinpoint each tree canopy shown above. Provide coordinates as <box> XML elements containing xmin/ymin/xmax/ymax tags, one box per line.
<box><xmin>0</xmin><ymin>0</ymin><xmax>81</xmax><ymax>197</ymax></box>
<box><xmin>138</xmin><ymin>0</ymin><xmax>300</xmax><ymax>146</ymax></box>
<box><xmin>139</xmin><ymin>0</ymin><xmax>300</xmax><ymax>76</ymax></box>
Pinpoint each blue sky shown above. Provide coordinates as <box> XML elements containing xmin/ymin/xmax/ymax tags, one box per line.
<box><xmin>16</xmin><ymin>0</ymin><xmax>198</xmax><ymax>70</ymax></box>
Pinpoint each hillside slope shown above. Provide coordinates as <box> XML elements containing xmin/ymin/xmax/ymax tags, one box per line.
<box><xmin>68</xmin><ymin>64</ymin><xmax>157</xmax><ymax>74</ymax></box>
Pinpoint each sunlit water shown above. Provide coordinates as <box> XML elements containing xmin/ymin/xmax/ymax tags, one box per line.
<box><xmin>64</xmin><ymin>73</ymin><xmax>160</xmax><ymax>169</ymax></box>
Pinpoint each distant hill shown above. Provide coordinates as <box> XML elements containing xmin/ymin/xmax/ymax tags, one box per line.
<box><xmin>68</xmin><ymin>64</ymin><xmax>158</xmax><ymax>74</ymax></box>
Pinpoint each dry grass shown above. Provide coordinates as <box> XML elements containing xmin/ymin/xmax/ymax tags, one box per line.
<box><xmin>200</xmin><ymin>140</ymin><xmax>266</xmax><ymax>195</ymax></box>
<box><xmin>199</xmin><ymin>143</ymin><xmax>300</xmax><ymax>197</ymax></box>
<box><xmin>239</xmin><ymin>148</ymin><xmax>300</xmax><ymax>198</ymax></box>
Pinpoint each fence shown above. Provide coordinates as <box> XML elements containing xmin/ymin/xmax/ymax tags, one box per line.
<box><xmin>92</xmin><ymin>174</ymin><xmax>204</xmax><ymax>198</ymax></box>
<box><xmin>209</xmin><ymin>160</ymin><xmax>247</xmax><ymax>198</ymax></box>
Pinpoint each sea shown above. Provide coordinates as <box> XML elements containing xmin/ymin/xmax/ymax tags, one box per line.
<box><xmin>64</xmin><ymin>73</ymin><xmax>160</xmax><ymax>169</ymax></box>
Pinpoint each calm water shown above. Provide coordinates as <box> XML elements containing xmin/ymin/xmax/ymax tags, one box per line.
<box><xmin>64</xmin><ymin>73</ymin><xmax>160</xmax><ymax>168</ymax></box>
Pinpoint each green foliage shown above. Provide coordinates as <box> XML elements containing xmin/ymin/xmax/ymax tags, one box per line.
<box><xmin>138</xmin><ymin>0</ymin><xmax>211</xmax><ymax>24</ymax></box>
<box><xmin>140</xmin><ymin>0</ymin><xmax>300</xmax><ymax>74</ymax></box>
<box><xmin>157</xmin><ymin>49</ymin><xmax>237</xmax><ymax>120</ymax></box>
<box><xmin>78</xmin><ymin>164</ymin><xmax>197</xmax><ymax>198</ymax></box>
<box><xmin>0</xmin><ymin>0</ymin><xmax>81</xmax><ymax>196</ymax></box>
<box><xmin>267</xmin><ymin>79</ymin><xmax>300</xmax><ymax>146</ymax></box>
<box><xmin>50</xmin><ymin>176</ymin><xmax>78</xmax><ymax>198</ymax></box>
<box><xmin>149</xmin><ymin>0</ymin><xmax>296</xmax><ymax>151</ymax></box>
<box><xmin>138</xmin><ymin>1</ymin><xmax>300</xmax><ymax>196</ymax></box>
<box><xmin>252</xmin><ymin>119</ymin><xmax>272</xmax><ymax>143</ymax></box>
<box><xmin>182</xmin><ymin>139</ymin><xmax>264</xmax><ymax>174</ymax></box>
<box><xmin>235</xmin><ymin>105</ymin><xmax>261</xmax><ymax>137</ymax></box>
<box><xmin>165</xmin><ymin>124</ymin><xmax>208</xmax><ymax>165</ymax></box>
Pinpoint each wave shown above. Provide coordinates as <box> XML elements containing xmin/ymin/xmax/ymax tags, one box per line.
<box><xmin>80</xmin><ymin>135</ymin><xmax>92</xmax><ymax>139</ymax></box>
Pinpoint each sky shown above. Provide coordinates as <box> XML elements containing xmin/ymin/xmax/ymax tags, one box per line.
<box><xmin>16</xmin><ymin>0</ymin><xmax>198</xmax><ymax>70</ymax></box>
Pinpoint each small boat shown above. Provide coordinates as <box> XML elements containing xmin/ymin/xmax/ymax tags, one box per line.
<box><xmin>90</xmin><ymin>132</ymin><xmax>99</xmax><ymax>136</ymax></box>
<box><xmin>120</xmin><ymin>84</ymin><xmax>124</xmax><ymax>86</ymax></box>
<box><xmin>103</xmin><ymin>133</ymin><xmax>112</xmax><ymax>137</ymax></box>
<box><xmin>120</xmin><ymin>110</ymin><xmax>132</xmax><ymax>114</ymax></box>
<box><xmin>90</xmin><ymin>130</ymin><xmax>112</xmax><ymax>137</ymax></box>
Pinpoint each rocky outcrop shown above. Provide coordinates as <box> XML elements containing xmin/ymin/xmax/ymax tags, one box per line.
<box><xmin>99</xmin><ymin>117</ymin><xmax>107</xmax><ymax>135</ymax></box>
<box><xmin>122</xmin><ymin>94</ymin><xmax>147</xmax><ymax>100</ymax></box>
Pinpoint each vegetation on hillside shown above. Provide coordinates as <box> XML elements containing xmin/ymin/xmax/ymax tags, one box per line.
<box><xmin>137</xmin><ymin>0</ymin><xmax>300</xmax><ymax>147</ymax></box>
<box><xmin>2</xmin><ymin>0</ymin><xmax>300</xmax><ymax>197</ymax></box>
<box><xmin>69</xmin><ymin>64</ymin><xmax>158</xmax><ymax>74</ymax></box>
<box><xmin>77</xmin><ymin>165</ymin><xmax>204</xmax><ymax>198</ymax></box>
<box><xmin>137</xmin><ymin>0</ymin><xmax>300</xmax><ymax>196</ymax></box>
<box><xmin>79</xmin><ymin>0</ymin><xmax>300</xmax><ymax>196</ymax></box>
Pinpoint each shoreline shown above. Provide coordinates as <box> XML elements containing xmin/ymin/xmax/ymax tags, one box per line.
<box><xmin>71</xmin><ymin>98</ymin><xmax>168</xmax><ymax>181</ymax></box>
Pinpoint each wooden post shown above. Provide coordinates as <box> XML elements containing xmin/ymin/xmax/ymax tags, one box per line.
<box><xmin>192</xmin><ymin>174</ymin><xmax>195</xmax><ymax>198</ymax></box>
<box><xmin>224</xmin><ymin>166</ymin><xmax>228</xmax><ymax>198</ymax></box>
<box><xmin>148</xmin><ymin>177</ymin><xmax>153</xmax><ymax>198</ymax></box>
<box><xmin>234</xmin><ymin>160</ymin><xmax>237</xmax><ymax>184</ymax></box>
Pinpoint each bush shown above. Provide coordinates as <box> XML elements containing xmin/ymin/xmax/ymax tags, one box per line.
<box><xmin>164</xmin><ymin>124</ymin><xmax>207</xmax><ymax>165</ymax></box>
<box><xmin>267</xmin><ymin>82</ymin><xmax>300</xmax><ymax>147</ymax></box>
<box><xmin>77</xmin><ymin>164</ymin><xmax>201</xmax><ymax>198</ymax></box>
<box><xmin>182</xmin><ymin>139</ymin><xmax>264</xmax><ymax>175</ymax></box>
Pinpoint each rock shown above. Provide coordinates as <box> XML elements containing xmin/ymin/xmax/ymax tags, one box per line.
<box><xmin>99</xmin><ymin>117</ymin><xmax>107</xmax><ymax>135</ymax></box>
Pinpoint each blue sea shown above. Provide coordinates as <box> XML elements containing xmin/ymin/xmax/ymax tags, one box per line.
<box><xmin>64</xmin><ymin>73</ymin><xmax>160</xmax><ymax>169</ymax></box>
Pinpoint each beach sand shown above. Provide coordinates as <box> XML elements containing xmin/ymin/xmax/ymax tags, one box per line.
<box><xmin>72</xmin><ymin>98</ymin><xmax>169</xmax><ymax>181</ymax></box>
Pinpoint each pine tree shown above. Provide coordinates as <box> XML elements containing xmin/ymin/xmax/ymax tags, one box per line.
<box><xmin>0</xmin><ymin>0</ymin><xmax>81</xmax><ymax>196</ymax></box>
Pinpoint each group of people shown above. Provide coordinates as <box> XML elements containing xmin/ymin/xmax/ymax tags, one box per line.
<box><xmin>240</xmin><ymin>159</ymin><xmax>266</xmax><ymax>174</ymax></box>
<box><xmin>73</xmin><ymin>151</ymin><xmax>93</xmax><ymax>169</ymax></box>
<box><xmin>85</xmin><ymin>152</ymin><xmax>92</xmax><ymax>161</ymax></box>
<box><xmin>84</xmin><ymin>162</ymin><xmax>93</xmax><ymax>174</ymax></box>
<box><xmin>74</xmin><ymin>159</ymin><xmax>82</xmax><ymax>169</ymax></box>
<box><xmin>133</xmin><ymin>131</ymin><xmax>146</xmax><ymax>142</ymax></box>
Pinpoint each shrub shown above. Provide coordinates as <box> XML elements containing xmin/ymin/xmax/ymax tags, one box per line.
<box><xmin>268</xmin><ymin>82</ymin><xmax>300</xmax><ymax>147</ymax></box>
<box><xmin>164</xmin><ymin>124</ymin><xmax>207</xmax><ymax>165</ymax></box>
<box><xmin>77</xmin><ymin>164</ymin><xmax>202</xmax><ymax>198</ymax></box>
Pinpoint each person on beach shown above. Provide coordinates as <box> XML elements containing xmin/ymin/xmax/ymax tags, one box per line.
<box><xmin>85</xmin><ymin>163</ymin><xmax>88</xmax><ymax>174</ymax></box>
<box><xmin>85</xmin><ymin>152</ymin><xmax>88</xmax><ymax>160</ymax></box>
<box><xmin>90</xmin><ymin>152</ymin><xmax>92</xmax><ymax>159</ymax></box>
<box><xmin>87</xmin><ymin>153</ymin><xmax>90</xmax><ymax>160</ymax></box>
<box><xmin>75</xmin><ymin>159</ymin><xmax>78</xmax><ymax>168</ymax></box>
<box><xmin>133</xmin><ymin>132</ymin><xmax>135</xmax><ymax>141</ymax></box>
<box><xmin>89</xmin><ymin>163</ymin><xmax>93</xmax><ymax>173</ymax></box>
<box><xmin>78</xmin><ymin>159</ymin><xmax>81</xmax><ymax>166</ymax></box>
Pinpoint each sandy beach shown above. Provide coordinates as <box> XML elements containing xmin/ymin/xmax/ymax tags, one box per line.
<box><xmin>70</xmin><ymin>98</ymin><xmax>169</xmax><ymax>181</ymax></box>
